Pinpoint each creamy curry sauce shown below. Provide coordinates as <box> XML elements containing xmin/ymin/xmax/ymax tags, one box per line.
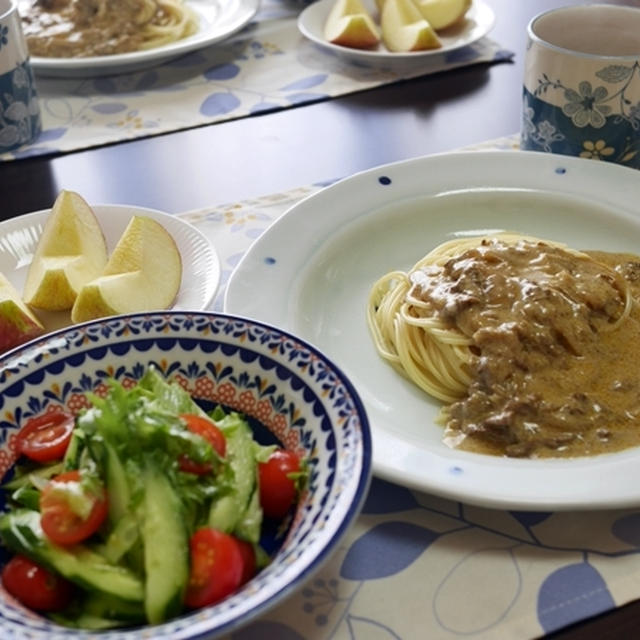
<box><xmin>412</xmin><ymin>239</ymin><xmax>640</xmax><ymax>458</ymax></box>
<box><xmin>18</xmin><ymin>0</ymin><xmax>157</xmax><ymax>57</ymax></box>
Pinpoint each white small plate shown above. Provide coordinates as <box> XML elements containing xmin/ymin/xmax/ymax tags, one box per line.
<box><xmin>298</xmin><ymin>0</ymin><xmax>495</xmax><ymax>63</ymax></box>
<box><xmin>30</xmin><ymin>0</ymin><xmax>259</xmax><ymax>77</ymax></box>
<box><xmin>225</xmin><ymin>150</ymin><xmax>640</xmax><ymax>511</ymax></box>
<box><xmin>0</xmin><ymin>204</ymin><xmax>220</xmax><ymax>332</ymax></box>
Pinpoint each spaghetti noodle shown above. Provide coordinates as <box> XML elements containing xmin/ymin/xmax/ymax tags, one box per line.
<box><xmin>367</xmin><ymin>234</ymin><xmax>640</xmax><ymax>458</ymax></box>
<box><xmin>19</xmin><ymin>0</ymin><xmax>199</xmax><ymax>58</ymax></box>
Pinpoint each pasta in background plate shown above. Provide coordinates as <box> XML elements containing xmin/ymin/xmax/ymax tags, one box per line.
<box><xmin>19</xmin><ymin>0</ymin><xmax>198</xmax><ymax>58</ymax></box>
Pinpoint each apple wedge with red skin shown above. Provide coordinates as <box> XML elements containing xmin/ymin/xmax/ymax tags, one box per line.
<box><xmin>0</xmin><ymin>273</ymin><xmax>45</xmax><ymax>353</ymax></box>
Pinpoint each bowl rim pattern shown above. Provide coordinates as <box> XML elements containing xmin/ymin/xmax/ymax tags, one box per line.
<box><xmin>0</xmin><ymin>311</ymin><xmax>372</xmax><ymax>639</ymax></box>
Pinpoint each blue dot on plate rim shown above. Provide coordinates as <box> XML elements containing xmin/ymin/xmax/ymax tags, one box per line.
<box><xmin>378</xmin><ymin>176</ymin><xmax>392</xmax><ymax>185</ymax></box>
<box><xmin>264</xmin><ymin>257</ymin><xmax>276</xmax><ymax>265</ymax></box>
<box><xmin>449</xmin><ymin>466</ymin><xmax>464</xmax><ymax>475</ymax></box>
<box><xmin>555</xmin><ymin>167</ymin><xmax>567</xmax><ymax>175</ymax></box>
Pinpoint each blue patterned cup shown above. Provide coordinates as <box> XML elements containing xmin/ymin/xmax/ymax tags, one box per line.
<box><xmin>0</xmin><ymin>0</ymin><xmax>40</xmax><ymax>153</ymax></box>
<box><xmin>521</xmin><ymin>4</ymin><xmax>640</xmax><ymax>169</ymax></box>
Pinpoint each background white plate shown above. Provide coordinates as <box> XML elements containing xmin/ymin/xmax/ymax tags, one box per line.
<box><xmin>298</xmin><ymin>0</ymin><xmax>495</xmax><ymax>64</ymax></box>
<box><xmin>30</xmin><ymin>0</ymin><xmax>260</xmax><ymax>77</ymax></box>
<box><xmin>0</xmin><ymin>204</ymin><xmax>220</xmax><ymax>333</ymax></box>
<box><xmin>225</xmin><ymin>150</ymin><xmax>640</xmax><ymax>511</ymax></box>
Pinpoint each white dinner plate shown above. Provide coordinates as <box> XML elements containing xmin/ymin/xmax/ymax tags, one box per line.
<box><xmin>298</xmin><ymin>0</ymin><xmax>495</xmax><ymax>64</ymax></box>
<box><xmin>225</xmin><ymin>150</ymin><xmax>640</xmax><ymax>511</ymax></box>
<box><xmin>0</xmin><ymin>204</ymin><xmax>220</xmax><ymax>333</ymax></box>
<box><xmin>30</xmin><ymin>0</ymin><xmax>260</xmax><ymax>78</ymax></box>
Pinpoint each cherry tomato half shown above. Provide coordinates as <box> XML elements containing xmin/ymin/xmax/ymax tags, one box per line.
<box><xmin>184</xmin><ymin>528</ymin><xmax>243</xmax><ymax>609</ymax></box>
<box><xmin>1</xmin><ymin>555</ymin><xmax>73</xmax><ymax>612</ymax></box>
<box><xmin>235</xmin><ymin>539</ymin><xmax>257</xmax><ymax>586</ymax></box>
<box><xmin>40</xmin><ymin>470</ymin><xmax>108</xmax><ymax>546</ymax></box>
<box><xmin>178</xmin><ymin>414</ymin><xmax>226</xmax><ymax>475</ymax></box>
<box><xmin>16</xmin><ymin>410</ymin><xmax>75</xmax><ymax>463</ymax></box>
<box><xmin>258</xmin><ymin>449</ymin><xmax>301</xmax><ymax>520</ymax></box>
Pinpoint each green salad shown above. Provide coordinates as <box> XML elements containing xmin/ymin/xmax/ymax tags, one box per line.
<box><xmin>0</xmin><ymin>368</ymin><xmax>305</xmax><ymax>629</ymax></box>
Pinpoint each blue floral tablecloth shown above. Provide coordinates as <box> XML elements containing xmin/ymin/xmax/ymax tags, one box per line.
<box><xmin>177</xmin><ymin>135</ymin><xmax>640</xmax><ymax>639</ymax></box>
<box><xmin>1</xmin><ymin>0</ymin><xmax>513</xmax><ymax>161</ymax></box>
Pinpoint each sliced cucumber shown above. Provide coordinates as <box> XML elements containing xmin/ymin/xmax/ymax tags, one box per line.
<box><xmin>103</xmin><ymin>441</ymin><xmax>130</xmax><ymax>523</ymax></box>
<box><xmin>0</xmin><ymin>510</ymin><xmax>144</xmax><ymax>602</ymax></box>
<box><xmin>234</xmin><ymin>484</ymin><xmax>262</xmax><ymax>543</ymax></box>
<box><xmin>62</xmin><ymin>428</ymin><xmax>86</xmax><ymax>471</ymax></box>
<box><xmin>141</xmin><ymin>463</ymin><xmax>189</xmax><ymax>625</ymax></box>
<box><xmin>95</xmin><ymin>511</ymin><xmax>140</xmax><ymax>564</ymax></box>
<box><xmin>2</xmin><ymin>461</ymin><xmax>64</xmax><ymax>490</ymax></box>
<box><xmin>9</xmin><ymin>486</ymin><xmax>40</xmax><ymax>510</ymax></box>
<box><xmin>208</xmin><ymin>416</ymin><xmax>262</xmax><ymax>541</ymax></box>
<box><xmin>83</xmin><ymin>591</ymin><xmax>146</xmax><ymax>625</ymax></box>
<box><xmin>49</xmin><ymin>612</ymin><xmax>135</xmax><ymax>630</ymax></box>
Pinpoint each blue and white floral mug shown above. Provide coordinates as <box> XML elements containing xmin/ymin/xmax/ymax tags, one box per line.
<box><xmin>0</xmin><ymin>0</ymin><xmax>40</xmax><ymax>154</ymax></box>
<box><xmin>521</xmin><ymin>4</ymin><xmax>640</xmax><ymax>169</ymax></box>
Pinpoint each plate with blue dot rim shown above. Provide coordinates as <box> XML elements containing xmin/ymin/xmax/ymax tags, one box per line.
<box><xmin>225</xmin><ymin>150</ymin><xmax>640</xmax><ymax>511</ymax></box>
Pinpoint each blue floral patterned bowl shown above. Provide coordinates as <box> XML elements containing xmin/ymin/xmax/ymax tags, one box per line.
<box><xmin>0</xmin><ymin>311</ymin><xmax>372</xmax><ymax>639</ymax></box>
